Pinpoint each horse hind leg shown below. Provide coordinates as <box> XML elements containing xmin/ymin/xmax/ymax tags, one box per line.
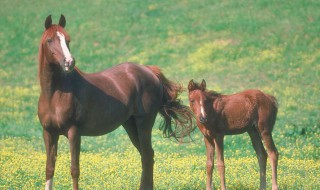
<box><xmin>67</xmin><ymin>126</ymin><xmax>81</xmax><ymax>190</ymax></box>
<box><xmin>123</xmin><ymin>117</ymin><xmax>141</xmax><ymax>153</ymax></box>
<box><xmin>134</xmin><ymin>113</ymin><xmax>158</xmax><ymax>190</ymax></box>
<box><xmin>248</xmin><ymin>126</ymin><xmax>267</xmax><ymax>190</ymax></box>
<box><xmin>260</xmin><ymin>125</ymin><xmax>279</xmax><ymax>190</ymax></box>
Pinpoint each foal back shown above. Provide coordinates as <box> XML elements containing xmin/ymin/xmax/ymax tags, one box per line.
<box><xmin>216</xmin><ymin>89</ymin><xmax>278</xmax><ymax>134</ymax></box>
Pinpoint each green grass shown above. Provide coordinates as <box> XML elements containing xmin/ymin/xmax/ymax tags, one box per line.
<box><xmin>0</xmin><ymin>0</ymin><xmax>319</xmax><ymax>189</ymax></box>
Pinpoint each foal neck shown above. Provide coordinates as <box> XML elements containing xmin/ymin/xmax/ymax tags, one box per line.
<box><xmin>205</xmin><ymin>90</ymin><xmax>221</xmax><ymax>101</ymax></box>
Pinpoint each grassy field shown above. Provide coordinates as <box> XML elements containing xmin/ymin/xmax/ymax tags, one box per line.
<box><xmin>0</xmin><ymin>0</ymin><xmax>319</xmax><ymax>189</ymax></box>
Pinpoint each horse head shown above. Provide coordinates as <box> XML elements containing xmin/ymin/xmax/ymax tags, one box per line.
<box><xmin>188</xmin><ymin>79</ymin><xmax>208</xmax><ymax>124</ymax></box>
<box><xmin>40</xmin><ymin>14</ymin><xmax>75</xmax><ymax>73</ymax></box>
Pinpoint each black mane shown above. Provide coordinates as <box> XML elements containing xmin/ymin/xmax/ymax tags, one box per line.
<box><xmin>205</xmin><ymin>90</ymin><xmax>221</xmax><ymax>98</ymax></box>
<box><xmin>191</xmin><ymin>81</ymin><xmax>221</xmax><ymax>98</ymax></box>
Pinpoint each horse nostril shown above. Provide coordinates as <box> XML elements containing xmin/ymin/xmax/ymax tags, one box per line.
<box><xmin>63</xmin><ymin>57</ymin><xmax>75</xmax><ymax>73</ymax></box>
<box><xmin>199</xmin><ymin>116</ymin><xmax>207</xmax><ymax>123</ymax></box>
<box><xmin>71</xmin><ymin>58</ymin><xmax>75</xmax><ymax>65</ymax></box>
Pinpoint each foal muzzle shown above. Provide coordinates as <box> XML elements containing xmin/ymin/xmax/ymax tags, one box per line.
<box><xmin>199</xmin><ymin>116</ymin><xmax>207</xmax><ymax>124</ymax></box>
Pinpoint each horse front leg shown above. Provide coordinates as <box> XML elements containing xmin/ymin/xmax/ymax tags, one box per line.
<box><xmin>43</xmin><ymin>129</ymin><xmax>59</xmax><ymax>190</ymax></box>
<box><xmin>214</xmin><ymin>135</ymin><xmax>226</xmax><ymax>190</ymax></box>
<box><xmin>204</xmin><ymin>137</ymin><xmax>215</xmax><ymax>190</ymax></box>
<box><xmin>67</xmin><ymin>126</ymin><xmax>81</xmax><ymax>190</ymax></box>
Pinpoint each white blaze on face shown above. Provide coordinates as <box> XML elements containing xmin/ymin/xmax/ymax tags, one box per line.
<box><xmin>200</xmin><ymin>100</ymin><xmax>206</xmax><ymax>118</ymax></box>
<box><xmin>57</xmin><ymin>31</ymin><xmax>73</xmax><ymax>71</ymax></box>
<box><xmin>45</xmin><ymin>178</ymin><xmax>53</xmax><ymax>190</ymax></box>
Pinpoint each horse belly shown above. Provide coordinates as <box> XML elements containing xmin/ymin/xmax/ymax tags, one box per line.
<box><xmin>78</xmin><ymin>106</ymin><xmax>131</xmax><ymax>136</ymax></box>
<box><xmin>80</xmin><ymin>121</ymin><xmax>124</xmax><ymax>136</ymax></box>
<box><xmin>223</xmin><ymin>127</ymin><xmax>249</xmax><ymax>135</ymax></box>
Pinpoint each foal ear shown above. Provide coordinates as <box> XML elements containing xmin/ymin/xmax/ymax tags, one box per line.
<box><xmin>188</xmin><ymin>79</ymin><xmax>195</xmax><ymax>91</ymax></box>
<box><xmin>200</xmin><ymin>79</ymin><xmax>206</xmax><ymax>91</ymax></box>
<box><xmin>59</xmin><ymin>14</ymin><xmax>66</xmax><ymax>28</ymax></box>
<box><xmin>45</xmin><ymin>15</ymin><xmax>52</xmax><ymax>29</ymax></box>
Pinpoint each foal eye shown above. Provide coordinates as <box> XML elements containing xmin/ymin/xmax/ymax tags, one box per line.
<box><xmin>47</xmin><ymin>38</ymin><xmax>53</xmax><ymax>43</ymax></box>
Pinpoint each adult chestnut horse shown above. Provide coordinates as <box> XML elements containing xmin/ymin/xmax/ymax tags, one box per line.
<box><xmin>188</xmin><ymin>80</ymin><xmax>279</xmax><ymax>190</ymax></box>
<box><xmin>38</xmin><ymin>14</ymin><xmax>193</xmax><ymax>190</ymax></box>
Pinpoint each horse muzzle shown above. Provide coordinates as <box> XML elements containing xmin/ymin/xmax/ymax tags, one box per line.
<box><xmin>63</xmin><ymin>57</ymin><xmax>75</xmax><ymax>73</ymax></box>
<box><xmin>199</xmin><ymin>116</ymin><xmax>207</xmax><ymax>124</ymax></box>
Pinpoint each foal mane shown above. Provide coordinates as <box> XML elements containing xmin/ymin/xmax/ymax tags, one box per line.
<box><xmin>205</xmin><ymin>90</ymin><xmax>222</xmax><ymax>99</ymax></box>
<box><xmin>191</xmin><ymin>81</ymin><xmax>221</xmax><ymax>99</ymax></box>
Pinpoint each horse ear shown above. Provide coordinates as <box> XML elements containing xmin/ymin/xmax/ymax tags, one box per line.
<box><xmin>59</xmin><ymin>14</ymin><xmax>66</xmax><ymax>28</ymax></box>
<box><xmin>200</xmin><ymin>79</ymin><xmax>206</xmax><ymax>91</ymax></box>
<box><xmin>45</xmin><ymin>15</ymin><xmax>52</xmax><ymax>29</ymax></box>
<box><xmin>188</xmin><ymin>79</ymin><xmax>195</xmax><ymax>91</ymax></box>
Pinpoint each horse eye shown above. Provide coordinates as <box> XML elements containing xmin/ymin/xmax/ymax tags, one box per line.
<box><xmin>47</xmin><ymin>38</ymin><xmax>53</xmax><ymax>43</ymax></box>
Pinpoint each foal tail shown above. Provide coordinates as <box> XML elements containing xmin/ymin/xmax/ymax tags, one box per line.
<box><xmin>146</xmin><ymin>66</ymin><xmax>195</xmax><ymax>139</ymax></box>
<box><xmin>265</xmin><ymin>94</ymin><xmax>279</xmax><ymax>132</ymax></box>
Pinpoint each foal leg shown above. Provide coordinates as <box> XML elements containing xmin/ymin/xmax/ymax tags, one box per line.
<box><xmin>214</xmin><ymin>135</ymin><xmax>226</xmax><ymax>190</ymax></box>
<box><xmin>67</xmin><ymin>126</ymin><xmax>81</xmax><ymax>190</ymax></box>
<box><xmin>135</xmin><ymin>114</ymin><xmax>157</xmax><ymax>190</ymax></box>
<box><xmin>43</xmin><ymin>129</ymin><xmax>59</xmax><ymax>190</ymax></box>
<box><xmin>248</xmin><ymin>128</ymin><xmax>267</xmax><ymax>190</ymax></box>
<box><xmin>204</xmin><ymin>137</ymin><xmax>215</xmax><ymax>190</ymax></box>
<box><xmin>261</xmin><ymin>131</ymin><xmax>279</xmax><ymax>190</ymax></box>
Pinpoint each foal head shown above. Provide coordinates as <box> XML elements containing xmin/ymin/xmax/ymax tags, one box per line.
<box><xmin>188</xmin><ymin>79</ymin><xmax>208</xmax><ymax>124</ymax></box>
<box><xmin>39</xmin><ymin>14</ymin><xmax>75</xmax><ymax>73</ymax></box>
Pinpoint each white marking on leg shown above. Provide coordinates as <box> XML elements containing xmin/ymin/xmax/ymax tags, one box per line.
<box><xmin>57</xmin><ymin>31</ymin><xmax>73</xmax><ymax>64</ymax></box>
<box><xmin>45</xmin><ymin>178</ymin><xmax>53</xmax><ymax>190</ymax></box>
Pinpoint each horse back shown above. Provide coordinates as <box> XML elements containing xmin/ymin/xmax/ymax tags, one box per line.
<box><xmin>84</xmin><ymin>62</ymin><xmax>163</xmax><ymax>111</ymax></box>
<box><xmin>74</xmin><ymin>63</ymin><xmax>163</xmax><ymax>133</ymax></box>
<box><xmin>212</xmin><ymin>89</ymin><xmax>277</xmax><ymax>134</ymax></box>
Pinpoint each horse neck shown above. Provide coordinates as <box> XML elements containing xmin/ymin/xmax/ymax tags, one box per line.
<box><xmin>38</xmin><ymin>45</ymin><xmax>52</xmax><ymax>97</ymax></box>
<box><xmin>39</xmin><ymin>59</ymin><xmax>74</xmax><ymax>99</ymax></box>
<box><xmin>39</xmin><ymin>63</ymin><xmax>58</xmax><ymax>97</ymax></box>
<box><xmin>205</xmin><ymin>92</ymin><xmax>220</xmax><ymax>114</ymax></box>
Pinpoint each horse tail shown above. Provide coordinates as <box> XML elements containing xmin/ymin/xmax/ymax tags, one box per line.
<box><xmin>146</xmin><ymin>65</ymin><xmax>195</xmax><ymax>139</ymax></box>
<box><xmin>267</xmin><ymin>94</ymin><xmax>278</xmax><ymax>132</ymax></box>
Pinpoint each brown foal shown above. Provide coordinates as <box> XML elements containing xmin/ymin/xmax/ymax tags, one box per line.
<box><xmin>188</xmin><ymin>79</ymin><xmax>279</xmax><ymax>190</ymax></box>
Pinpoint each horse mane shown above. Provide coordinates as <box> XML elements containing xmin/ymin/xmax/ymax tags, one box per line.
<box><xmin>205</xmin><ymin>90</ymin><xmax>222</xmax><ymax>99</ymax></box>
<box><xmin>38</xmin><ymin>34</ymin><xmax>44</xmax><ymax>79</ymax></box>
<box><xmin>38</xmin><ymin>25</ymin><xmax>56</xmax><ymax>79</ymax></box>
<box><xmin>191</xmin><ymin>81</ymin><xmax>221</xmax><ymax>99</ymax></box>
